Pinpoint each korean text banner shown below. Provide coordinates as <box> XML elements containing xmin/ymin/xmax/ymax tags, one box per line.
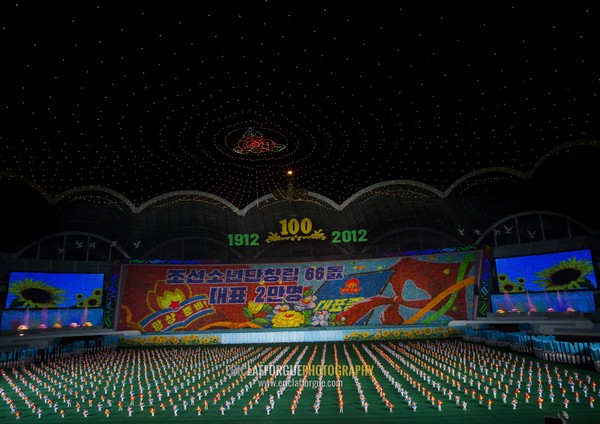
<box><xmin>117</xmin><ymin>251</ymin><xmax>481</xmax><ymax>332</ymax></box>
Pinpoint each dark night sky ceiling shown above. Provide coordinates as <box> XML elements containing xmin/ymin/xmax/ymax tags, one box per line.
<box><xmin>2</xmin><ymin>1</ymin><xmax>600</xmax><ymax>209</ymax></box>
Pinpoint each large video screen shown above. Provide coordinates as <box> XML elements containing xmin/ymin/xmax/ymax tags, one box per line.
<box><xmin>117</xmin><ymin>251</ymin><xmax>482</xmax><ymax>332</ymax></box>
<box><xmin>5</xmin><ymin>272</ymin><xmax>105</xmax><ymax>309</ymax></box>
<box><xmin>494</xmin><ymin>249</ymin><xmax>597</xmax><ymax>293</ymax></box>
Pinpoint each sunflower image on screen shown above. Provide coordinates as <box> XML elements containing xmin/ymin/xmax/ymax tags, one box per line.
<box><xmin>75</xmin><ymin>288</ymin><xmax>104</xmax><ymax>308</ymax></box>
<box><xmin>533</xmin><ymin>257</ymin><xmax>595</xmax><ymax>291</ymax></box>
<box><xmin>7</xmin><ymin>278</ymin><xmax>67</xmax><ymax>308</ymax></box>
<box><xmin>497</xmin><ymin>274</ymin><xmax>526</xmax><ymax>293</ymax></box>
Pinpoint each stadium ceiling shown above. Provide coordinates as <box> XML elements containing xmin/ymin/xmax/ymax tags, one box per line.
<box><xmin>1</xmin><ymin>1</ymin><xmax>600</xmax><ymax>211</ymax></box>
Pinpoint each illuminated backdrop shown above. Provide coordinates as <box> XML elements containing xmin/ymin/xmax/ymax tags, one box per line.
<box><xmin>117</xmin><ymin>251</ymin><xmax>481</xmax><ymax>332</ymax></box>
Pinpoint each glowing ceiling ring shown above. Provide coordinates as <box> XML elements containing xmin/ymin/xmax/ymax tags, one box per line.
<box><xmin>233</xmin><ymin>127</ymin><xmax>286</xmax><ymax>155</ymax></box>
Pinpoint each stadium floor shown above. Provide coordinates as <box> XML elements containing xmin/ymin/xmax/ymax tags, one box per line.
<box><xmin>1</xmin><ymin>339</ymin><xmax>599</xmax><ymax>423</ymax></box>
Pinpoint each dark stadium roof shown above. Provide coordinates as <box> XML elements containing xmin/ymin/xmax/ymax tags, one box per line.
<box><xmin>2</xmin><ymin>0</ymin><xmax>600</xmax><ymax>211</ymax></box>
<box><xmin>2</xmin><ymin>1</ymin><xmax>600</xmax><ymax>264</ymax></box>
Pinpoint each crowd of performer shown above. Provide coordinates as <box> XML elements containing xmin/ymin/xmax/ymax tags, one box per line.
<box><xmin>0</xmin><ymin>339</ymin><xmax>598</xmax><ymax>419</ymax></box>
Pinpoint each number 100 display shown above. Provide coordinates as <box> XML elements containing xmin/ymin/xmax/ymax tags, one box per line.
<box><xmin>227</xmin><ymin>217</ymin><xmax>367</xmax><ymax>247</ymax></box>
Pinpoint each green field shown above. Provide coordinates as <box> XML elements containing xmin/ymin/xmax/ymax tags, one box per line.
<box><xmin>1</xmin><ymin>340</ymin><xmax>599</xmax><ymax>423</ymax></box>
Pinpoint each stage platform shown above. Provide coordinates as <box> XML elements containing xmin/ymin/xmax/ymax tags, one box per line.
<box><xmin>1</xmin><ymin>324</ymin><xmax>461</xmax><ymax>349</ymax></box>
<box><xmin>0</xmin><ymin>327</ymin><xmax>141</xmax><ymax>351</ymax></box>
<box><xmin>3</xmin><ymin>315</ymin><xmax>598</xmax><ymax>352</ymax></box>
<box><xmin>449</xmin><ymin>312</ymin><xmax>599</xmax><ymax>337</ymax></box>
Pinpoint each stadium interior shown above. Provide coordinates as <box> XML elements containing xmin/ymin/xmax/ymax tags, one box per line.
<box><xmin>1</xmin><ymin>1</ymin><xmax>600</xmax><ymax>423</ymax></box>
